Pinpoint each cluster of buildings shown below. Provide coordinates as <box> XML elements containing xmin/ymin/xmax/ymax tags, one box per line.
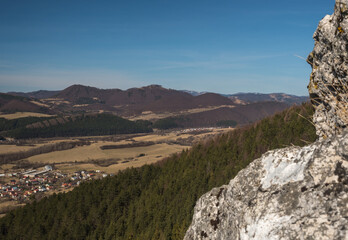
<box><xmin>0</xmin><ymin>166</ymin><xmax>111</xmax><ymax>202</ymax></box>
<box><xmin>0</xmin><ymin>167</ymin><xmax>58</xmax><ymax>201</ymax></box>
<box><xmin>178</xmin><ymin>127</ymin><xmax>218</xmax><ymax>134</ymax></box>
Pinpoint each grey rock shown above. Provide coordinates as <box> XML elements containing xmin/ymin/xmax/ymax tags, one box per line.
<box><xmin>184</xmin><ymin>131</ymin><xmax>348</xmax><ymax>240</ymax></box>
<box><xmin>308</xmin><ymin>0</ymin><xmax>348</xmax><ymax>139</ymax></box>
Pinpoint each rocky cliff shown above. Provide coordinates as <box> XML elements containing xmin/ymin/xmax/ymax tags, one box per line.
<box><xmin>184</xmin><ymin>1</ymin><xmax>348</xmax><ymax>239</ymax></box>
<box><xmin>307</xmin><ymin>0</ymin><xmax>348</xmax><ymax>138</ymax></box>
<box><xmin>184</xmin><ymin>130</ymin><xmax>348</xmax><ymax>239</ymax></box>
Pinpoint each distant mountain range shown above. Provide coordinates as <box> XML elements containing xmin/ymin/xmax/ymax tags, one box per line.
<box><xmin>226</xmin><ymin>92</ymin><xmax>308</xmax><ymax>105</ymax></box>
<box><xmin>54</xmin><ymin>84</ymin><xmax>234</xmax><ymax>114</ymax></box>
<box><xmin>2</xmin><ymin>84</ymin><xmax>309</xmax><ymax>129</ymax></box>
<box><xmin>181</xmin><ymin>90</ymin><xmax>308</xmax><ymax>105</ymax></box>
<box><xmin>8</xmin><ymin>90</ymin><xmax>60</xmax><ymax>99</ymax></box>
<box><xmin>9</xmin><ymin>84</ymin><xmax>308</xmax><ymax>106</ymax></box>
<box><xmin>8</xmin><ymin>85</ymin><xmax>236</xmax><ymax>115</ymax></box>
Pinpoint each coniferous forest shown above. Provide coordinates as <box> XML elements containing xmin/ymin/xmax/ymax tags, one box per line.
<box><xmin>1</xmin><ymin>114</ymin><xmax>153</xmax><ymax>139</ymax></box>
<box><xmin>0</xmin><ymin>116</ymin><xmax>53</xmax><ymax>131</ymax></box>
<box><xmin>0</xmin><ymin>103</ymin><xmax>317</xmax><ymax>239</ymax></box>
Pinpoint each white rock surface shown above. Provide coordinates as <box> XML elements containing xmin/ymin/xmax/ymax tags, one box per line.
<box><xmin>184</xmin><ymin>131</ymin><xmax>348</xmax><ymax>240</ymax></box>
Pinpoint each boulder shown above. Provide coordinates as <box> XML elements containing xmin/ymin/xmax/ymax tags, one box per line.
<box><xmin>184</xmin><ymin>130</ymin><xmax>348</xmax><ymax>239</ymax></box>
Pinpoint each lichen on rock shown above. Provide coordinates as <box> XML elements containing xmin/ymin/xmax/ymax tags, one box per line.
<box><xmin>184</xmin><ymin>1</ymin><xmax>348</xmax><ymax>239</ymax></box>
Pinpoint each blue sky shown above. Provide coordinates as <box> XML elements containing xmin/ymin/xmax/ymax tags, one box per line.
<box><xmin>0</xmin><ymin>0</ymin><xmax>333</xmax><ymax>95</ymax></box>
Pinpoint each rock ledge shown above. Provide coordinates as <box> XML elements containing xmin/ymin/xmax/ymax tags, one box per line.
<box><xmin>184</xmin><ymin>131</ymin><xmax>348</xmax><ymax>240</ymax></box>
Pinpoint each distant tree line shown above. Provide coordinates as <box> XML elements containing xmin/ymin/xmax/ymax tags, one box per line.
<box><xmin>75</xmin><ymin>97</ymin><xmax>105</xmax><ymax>104</ymax></box>
<box><xmin>0</xmin><ymin>103</ymin><xmax>317</xmax><ymax>239</ymax></box>
<box><xmin>2</xmin><ymin>114</ymin><xmax>153</xmax><ymax>139</ymax></box>
<box><xmin>0</xmin><ymin>117</ymin><xmax>53</xmax><ymax>132</ymax></box>
<box><xmin>153</xmin><ymin>116</ymin><xmax>239</xmax><ymax>129</ymax></box>
<box><xmin>153</xmin><ymin>117</ymin><xmax>180</xmax><ymax>129</ymax></box>
<box><xmin>216</xmin><ymin>120</ymin><xmax>237</xmax><ymax>127</ymax></box>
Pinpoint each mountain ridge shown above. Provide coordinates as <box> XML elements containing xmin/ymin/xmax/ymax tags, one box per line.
<box><xmin>7</xmin><ymin>84</ymin><xmax>308</xmax><ymax>106</ymax></box>
<box><xmin>1</xmin><ymin>85</ymin><xmax>309</xmax><ymax>132</ymax></box>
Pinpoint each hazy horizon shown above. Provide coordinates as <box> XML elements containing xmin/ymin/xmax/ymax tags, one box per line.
<box><xmin>3</xmin><ymin>83</ymin><xmax>309</xmax><ymax>97</ymax></box>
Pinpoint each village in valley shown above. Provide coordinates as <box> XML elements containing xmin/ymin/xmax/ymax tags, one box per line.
<box><xmin>0</xmin><ymin>165</ymin><xmax>112</xmax><ymax>206</ymax></box>
<box><xmin>0</xmin><ymin>126</ymin><xmax>234</xmax><ymax>216</ymax></box>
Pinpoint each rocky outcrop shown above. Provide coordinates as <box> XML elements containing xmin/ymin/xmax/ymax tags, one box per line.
<box><xmin>184</xmin><ymin>130</ymin><xmax>348</xmax><ymax>239</ymax></box>
<box><xmin>307</xmin><ymin>0</ymin><xmax>348</xmax><ymax>138</ymax></box>
<box><xmin>184</xmin><ymin>1</ymin><xmax>348</xmax><ymax>239</ymax></box>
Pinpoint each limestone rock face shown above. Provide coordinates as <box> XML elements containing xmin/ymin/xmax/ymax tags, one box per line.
<box><xmin>184</xmin><ymin>1</ymin><xmax>348</xmax><ymax>239</ymax></box>
<box><xmin>184</xmin><ymin>131</ymin><xmax>348</xmax><ymax>240</ymax></box>
<box><xmin>307</xmin><ymin>0</ymin><xmax>348</xmax><ymax>138</ymax></box>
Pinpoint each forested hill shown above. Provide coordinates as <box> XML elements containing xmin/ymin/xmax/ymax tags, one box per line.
<box><xmin>1</xmin><ymin>113</ymin><xmax>152</xmax><ymax>139</ymax></box>
<box><xmin>0</xmin><ymin>103</ymin><xmax>317</xmax><ymax>240</ymax></box>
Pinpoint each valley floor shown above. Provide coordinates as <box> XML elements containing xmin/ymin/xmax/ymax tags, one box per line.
<box><xmin>0</xmin><ymin>127</ymin><xmax>232</xmax><ymax>217</ymax></box>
